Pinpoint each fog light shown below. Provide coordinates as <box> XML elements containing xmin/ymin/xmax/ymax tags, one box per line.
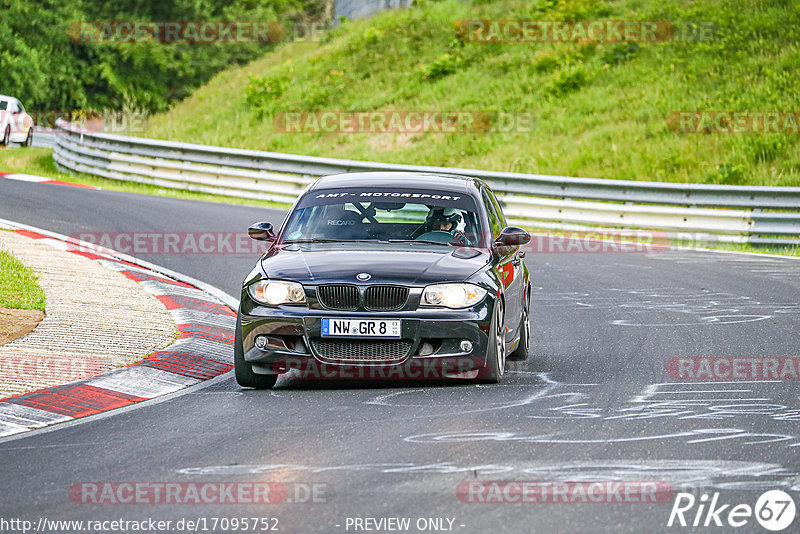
<box><xmin>460</xmin><ymin>340</ymin><xmax>473</xmax><ymax>353</ymax></box>
<box><xmin>254</xmin><ymin>335</ymin><xmax>268</xmax><ymax>350</ymax></box>
<box><xmin>419</xmin><ymin>342</ymin><xmax>435</xmax><ymax>356</ymax></box>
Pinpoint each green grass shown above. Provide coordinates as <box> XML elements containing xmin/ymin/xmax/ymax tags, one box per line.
<box><xmin>0</xmin><ymin>148</ymin><xmax>290</xmax><ymax>209</ymax></box>
<box><xmin>0</xmin><ymin>149</ymin><xmax>60</xmax><ymax>179</ymax></box>
<box><xmin>0</xmin><ymin>250</ymin><xmax>46</xmax><ymax>311</ymax></box>
<box><xmin>141</xmin><ymin>0</ymin><xmax>800</xmax><ymax>187</ymax></box>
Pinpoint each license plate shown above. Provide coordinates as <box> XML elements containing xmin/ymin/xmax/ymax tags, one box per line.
<box><xmin>321</xmin><ymin>318</ymin><xmax>401</xmax><ymax>338</ymax></box>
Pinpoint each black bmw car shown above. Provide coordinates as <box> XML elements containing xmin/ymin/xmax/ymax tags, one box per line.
<box><xmin>235</xmin><ymin>172</ymin><xmax>531</xmax><ymax>388</ymax></box>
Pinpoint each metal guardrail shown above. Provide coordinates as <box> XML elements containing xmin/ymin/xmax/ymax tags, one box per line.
<box><xmin>32</xmin><ymin>132</ymin><xmax>55</xmax><ymax>149</ymax></box>
<box><xmin>334</xmin><ymin>0</ymin><xmax>413</xmax><ymax>21</ymax></box>
<box><xmin>53</xmin><ymin>120</ymin><xmax>800</xmax><ymax>245</ymax></box>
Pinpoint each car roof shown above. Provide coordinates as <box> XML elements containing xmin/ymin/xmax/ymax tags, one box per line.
<box><xmin>0</xmin><ymin>95</ymin><xmax>15</xmax><ymax>102</ymax></box>
<box><xmin>309</xmin><ymin>172</ymin><xmax>483</xmax><ymax>194</ymax></box>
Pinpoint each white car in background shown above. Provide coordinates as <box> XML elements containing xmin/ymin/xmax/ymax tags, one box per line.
<box><xmin>0</xmin><ymin>95</ymin><xmax>34</xmax><ymax>147</ymax></box>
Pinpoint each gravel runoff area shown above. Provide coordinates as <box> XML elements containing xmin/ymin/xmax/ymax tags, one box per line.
<box><xmin>0</xmin><ymin>230</ymin><xmax>177</xmax><ymax>399</ymax></box>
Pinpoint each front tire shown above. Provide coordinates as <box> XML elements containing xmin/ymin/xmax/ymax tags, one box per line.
<box><xmin>23</xmin><ymin>128</ymin><xmax>32</xmax><ymax>148</ymax></box>
<box><xmin>1</xmin><ymin>126</ymin><xmax>9</xmax><ymax>146</ymax></box>
<box><xmin>234</xmin><ymin>316</ymin><xmax>277</xmax><ymax>389</ymax></box>
<box><xmin>478</xmin><ymin>299</ymin><xmax>506</xmax><ymax>384</ymax></box>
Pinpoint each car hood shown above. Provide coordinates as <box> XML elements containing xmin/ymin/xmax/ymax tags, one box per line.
<box><xmin>260</xmin><ymin>244</ymin><xmax>490</xmax><ymax>286</ymax></box>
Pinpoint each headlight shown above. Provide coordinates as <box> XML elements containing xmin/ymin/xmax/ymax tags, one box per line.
<box><xmin>248</xmin><ymin>280</ymin><xmax>306</xmax><ymax>306</ymax></box>
<box><xmin>421</xmin><ymin>283</ymin><xmax>487</xmax><ymax>309</ymax></box>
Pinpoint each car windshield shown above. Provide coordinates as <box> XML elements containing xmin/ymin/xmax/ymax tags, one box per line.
<box><xmin>282</xmin><ymin>188</ymin><xmax>485</xmax><ymax>247</ymax></box>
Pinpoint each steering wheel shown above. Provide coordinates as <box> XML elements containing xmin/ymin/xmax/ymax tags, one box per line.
<box><xmin>415</xmin><ymin>230</ymin><xmax>456</xmax><ymax>243</ymax></box>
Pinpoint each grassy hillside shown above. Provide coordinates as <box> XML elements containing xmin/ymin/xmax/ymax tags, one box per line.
<box><xmin>143</xmin><ymin>0</ymin><xmax>800</xmax><ymax>186</ymax></box>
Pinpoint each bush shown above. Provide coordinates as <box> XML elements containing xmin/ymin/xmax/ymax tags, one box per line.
<box><xmin>0</xmin><ymin>0</ymin><xmax>325</xmax><ymax>113</ymax></box>
<box><xmin>419</xmin><ymin>53</ymin><xmax>463</xmax><ymax>80</ymax></box>
<box><xmin>708</xmin><ymin>162</ymin><xmax>746</xmax><ymax>185</ymax></box>
<box><xmin>603</xmin><ymin>42</ymin><xmax>640</xmax><ymax>65</ymax></box>
<box><xmin>548</xmin><ymin>65</ymin><xmax>587</xmax><ymax>95</ymax></box>
<box><xmin>533</xmin><ymin>51</ymin><xmax>559</xmax><ymax>72</ymax></box>
<box><xmin>245</xmin><ymin>72</ymin><xmax>294</xmax><ymax>118</ymax></box>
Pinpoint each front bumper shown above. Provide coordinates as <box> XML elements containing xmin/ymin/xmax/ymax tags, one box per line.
<box><xmin>239</xmin><ymin>292</ymin><xmax>496</xmax><ymax>378</ymax></box>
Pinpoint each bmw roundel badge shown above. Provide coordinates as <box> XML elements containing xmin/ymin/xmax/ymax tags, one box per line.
<box><xmin>356</xmin><ymin>273</ymin><xmax>371</xmax><ymax>281</ymax></box>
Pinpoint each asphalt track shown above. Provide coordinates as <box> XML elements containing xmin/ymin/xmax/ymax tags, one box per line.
<box><xmin>0</xmin><ymin>178</ymin><xmax>799</xmax><ymax>533</ymax></box>
<box><xmin>1</xmin><ymin>131</ymin><xmax>56</xmax><ymax>150</ymax></box>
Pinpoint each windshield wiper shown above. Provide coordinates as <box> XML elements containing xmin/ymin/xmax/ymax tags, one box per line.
<box><xmin>284</xmin><ymin>238</ymin><xmax>455</xmax><ymax>246</ymax></box>
<box><xmin>387</xmin><ymin>239</ymin><xmax>453</xmax><ymax>246</ymax></box>
<box><xmin>282</xmin><ymin>238</ymin><xmax>341</xmax><ymax>243</ymax></box>
<box><xmin>282</xmin><ymin>238</ymin><xmax>381</xmax><ymax>244</ymax></box>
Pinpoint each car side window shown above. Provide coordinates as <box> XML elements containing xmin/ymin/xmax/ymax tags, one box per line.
<box><xmin>0</xmin><ymin>101</ymin><xmax>7</xmax><ymax>111</ymax></box>
<box><xmin>487</xmin><ymin>189</ymin><xmax>507</xmax><ymax>228</ymax></box>
<box><xmin>482</xmin><ymin>189</ymin><xmax>503</xmax><ymax>238</ymax></box>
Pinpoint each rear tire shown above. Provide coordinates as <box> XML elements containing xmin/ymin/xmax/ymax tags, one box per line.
<box><xmin>478</xmin><ymin>300</ymin><xmax>505</xmax><ymax>384</ymax></box>
<box><xmin>509</xmin><ymin>287</ymin><xmax>530</xmax><ymax>361</ymax></box>
<box><xmin>234</xmin><ymin>316</ymin><xmax>277</xmax><ymax>389</ymax></box>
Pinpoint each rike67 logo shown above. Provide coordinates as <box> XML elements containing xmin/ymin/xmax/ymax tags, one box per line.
<box><xmin>668</xmin><ymin>490</ymin><xmax>796</xmax><ymax>531</ymax></box>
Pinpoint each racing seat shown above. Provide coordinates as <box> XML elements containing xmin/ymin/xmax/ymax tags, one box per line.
<box><xmin>319</xmin><ymin>205</ymin><xmax>366</xmax><ymax>240</ymax></box>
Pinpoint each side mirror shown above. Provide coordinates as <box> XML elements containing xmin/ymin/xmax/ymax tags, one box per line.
<box><xmin>248</xmin><ymin>222</ymin><xmax>276</xmax><ymax>241</ymax></box>
<box><xmin>495</xmin><ymin>226</ymin><xmax>531</xmax><ymax>247</ymax></box>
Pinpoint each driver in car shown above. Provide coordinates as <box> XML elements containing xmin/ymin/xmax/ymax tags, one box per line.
<box><xmin>428</xmin><ymin>208</ymin><xmax>468</xmax><ymax>245</ymax></box>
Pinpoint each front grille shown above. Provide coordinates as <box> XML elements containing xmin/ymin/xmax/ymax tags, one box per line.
<box><xmin>365</xmin><ymin>285</ymin><xmax>409</xmax><ymax>311</ymax></box>
<box><xmin>310</xmin><ymin>338</ymin><xmax>412</xmax><ymax>362</ymax></box>
<box><xmin>317</xmin><ymin>284</ymin><xmax>359</xmax><ymax>310</ymax></box>
<box><xmin>317</xmin><ymin>284</ymin><xmax>409</xmax><ymax>311</ymax></box>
